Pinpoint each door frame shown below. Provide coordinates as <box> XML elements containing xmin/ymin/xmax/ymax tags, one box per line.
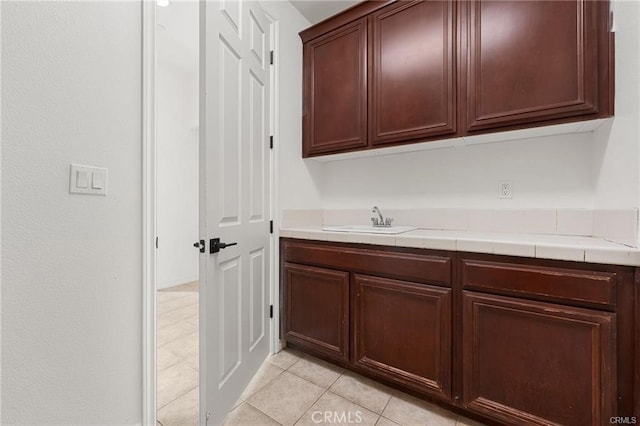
<box><xmin>142</xmin><ymin>1</ymin><xmax>157</xmax><ymax>424</ymax></box>
<box><xmin>266</xmin><ymin>11</ymin><xmax>282</xmax><ymax>357</ymax></box>
<box><xmin>141</xmin><ymin>2</ymin><xmax>281</xmax><ymax>424</ymax></box>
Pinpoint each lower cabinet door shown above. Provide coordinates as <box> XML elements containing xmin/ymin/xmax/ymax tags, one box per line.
<box><xmin>283</xmin><ymin>262</ymin><xmax>349</xmax><ymax>362</ymax></box>
<box><xmin>462</xmin><ymin>291</ymin><xmax>616</xmax><ymax>426</ymax></box>
<box><xmin>353</xmin><ymin>274</ymin><xmax>452</xmax><ymax>399</ymax></box>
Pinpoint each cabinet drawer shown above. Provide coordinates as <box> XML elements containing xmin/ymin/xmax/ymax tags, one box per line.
<box><xmin>460</xmin><ymin>258</ymin><xmax>617</xmax><ymax>308</ymax></box>
<box><xmin>283</xmin><ymin>240</ymin><xmax>451</xmax><ymax>286</ymax></box>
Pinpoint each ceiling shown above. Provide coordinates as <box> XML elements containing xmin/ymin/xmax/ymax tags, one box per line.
<box><xmin>289</xmin><ymin>0</ymin><xmax>361</xmax><ymax>24</ymax></box>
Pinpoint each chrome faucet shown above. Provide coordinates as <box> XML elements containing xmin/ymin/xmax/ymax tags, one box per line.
<box><xmin>371</xmin><ymin>206</ymin><xmax>393</xmax><ymax>227</ymax></box>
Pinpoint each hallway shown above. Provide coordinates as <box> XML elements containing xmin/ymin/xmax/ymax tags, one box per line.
<box><xmin>157</xmin><ymin>281</ymin><xmax>199</xmax><ymax>426</ymax></box>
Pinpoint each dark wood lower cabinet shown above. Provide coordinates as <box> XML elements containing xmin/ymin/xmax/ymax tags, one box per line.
<box><xmin>281</xmin><ymin>238</ymin><xmax>637</xmax><ymax>425</ymax></box>
<box><xmin>462</xmin><ymin>291</ymin><xmax>616</xmax><ymax>426</ymax></box>
<box><xmin>353</xmin><ymin>274</ymin><xmax>451</xmax><ymax>399</ymax></box>
<box><xmin>283</xmin><ymin>262</ymin><xmax>349</xmax><ymax>362</ymax></box>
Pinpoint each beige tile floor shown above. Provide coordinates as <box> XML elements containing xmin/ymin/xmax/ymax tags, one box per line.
<box><xmin>157</xmin><ymin>282</ymin><xmax>486</xmax><ymax>426</ymax></box>
<box><xmin>157</xmin><ymin>281</ymin><xmax>199</xmax><ymax>426</ymax></box>
<box><xmin>226</xmin><ymin>348</ymin><xmax>486</xmax><ymax>426</ymax></box>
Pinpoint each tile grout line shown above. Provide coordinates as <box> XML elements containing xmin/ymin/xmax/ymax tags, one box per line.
<box><xmin>284</xmin><ymin>363</ymin><xmax>344</xmax><ymax>390</ymax></box>
<box><xmin>158</xmin><ymin>319</ymin><xmax>199</xmax><ymax>340</ymax></box>
<box><xmin>157</xmin><ymin>304</ymin><xmax>198</xmax><ymax>318</ymax></box>
<box><xmin>325</xmin><ymin>372</ymin><xmax>393</xmax><ymax>416</ymax></box>
<box><xmin>285</xmin><ymin>355</ymin><xmax>328</xmax><ymax>425</ymax></box>
<box><xmin>245</xmin><ymin>400</ymin><xmax>285</xmax><ymax>426</ymax></box>
<box><xmin>241</xmin><ymin>350</ymin><xmax>463</xmax><ymax>426</ymax></box>
<box><xmin>156</xmin><ymin>291</ymin><xmax>197</xmax><ymax>313</ymax></box>
<box><xmin>157</xmin><ymin>311</ymin><xmax>199</xmax><ymax>326</ymax></box>
<box><xmin>156</xmin><ymin>285</ymin><xmax>200</xmax><ymax>423</ymax></box>
<box><xmin>378</xmin><ymin>390</ymin><xmax>395</xmax><ymax>423</ymax></box>
<box><xmin>323</xmin><ymin>388</ymin><xmax>382</xmax><ymax>421</ymax></box>
<box><xmin>264</xmin><ymin>351</ymin><xmax>342</xmax><ymax>426</ymax></box>
<box><xmin>157</xmin><ymin>384</ymin><xmax>198</xmax><ymax>412</ymax></box>
<box><xmin>241</xmin><ymin>367</ymin><xmax>285</xmax><ymax>400</ymax></box>
<box><xmin>240</xmin><ymin>352</ymin><xmax>306</xmax><ymax>425</ymax></box>
<box><xmin>158</xmin><ymin>330</ymin><xmax>199</xmax><ymax>352</ymax></box>
<box><xmin>292</xmin><ymin>387</ymin><xmax>329</xmax><ymax>426</ymax></box>
<box><xmin>158</xmin><ymin>281</ymin><xmax>199</xmax><ymax>293</ymax></box>
<box><xmin>157</xmin><ymin>289</ymin><xmax>193</xmax><ymax>298</ymax></box>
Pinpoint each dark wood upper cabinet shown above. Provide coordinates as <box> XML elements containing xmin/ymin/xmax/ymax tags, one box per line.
<box><xmin>303</xmin><ymin>19</ymin><xmax>368</xmax><ymax>156</ymax></box>
<box><xmin>353</xmin><ymin>274</ymin><xmax>452</xmax><ymax>399</ymax></box>
<box><xmin>370</xmin><ymin>0</ymin><xmax>456</xmax><ymax>145</ymax></box>
<box><xmin>464</xmin><ymin>0</ymin><xmax>610</xmax><ymax>132</ymax></box>
<box><xmin>462</xmin><ymin>291</ymin><xmax>616</xmax><ymax>425</ymax></box>
<box><xmin>300</xmin><ymin>0</ymin><xmax>613</xmax><ymax>157</ymax></box>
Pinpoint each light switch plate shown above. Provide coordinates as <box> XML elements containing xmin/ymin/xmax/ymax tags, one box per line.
<box><xmin>70</xmin><ymin>164</ymin><xmax>108</xmax><ymax>195</ymax></box>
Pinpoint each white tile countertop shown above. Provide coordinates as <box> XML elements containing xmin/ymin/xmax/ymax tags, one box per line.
<box><xmin>279</xmin><ymin>227</ymin><xmax>640</xmax><ymax>267</ymax></box>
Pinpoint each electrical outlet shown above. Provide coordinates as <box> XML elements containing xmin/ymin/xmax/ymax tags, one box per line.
<box><xmin>499</xmin><ymin>181</ymin><xmax>513</xmax><ymax>199</ymax></box>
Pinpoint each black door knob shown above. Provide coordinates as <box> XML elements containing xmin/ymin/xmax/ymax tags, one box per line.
<box><xmin>210</xmin><ymin>238</ymin><xmax>238</xmax><ymax>254</ymax></box>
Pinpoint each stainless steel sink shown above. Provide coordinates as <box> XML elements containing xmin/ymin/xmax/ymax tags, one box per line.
<box><xmin>322</xmin><ymin>225</ymin><xmax>417</xmax><ymax>235</ymax></box>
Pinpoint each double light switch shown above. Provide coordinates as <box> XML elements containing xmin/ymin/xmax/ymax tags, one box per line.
<box><xmin>70</xmin><ymin>164</ymin><xmax>108</xmax><ymax>195</ymax></box>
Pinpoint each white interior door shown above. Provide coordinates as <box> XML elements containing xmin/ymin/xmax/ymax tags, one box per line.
<box><xmin>199</xmin><ymin>0</ymin><xmax>271</xmax><ymax>423</ymax></box>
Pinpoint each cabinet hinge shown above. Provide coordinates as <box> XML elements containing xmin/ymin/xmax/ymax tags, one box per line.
<box><xmin>270</xmin><ymin>220</ymin><xmax>274</xmax><ymax>234</ymax></box>
<box><xmin>609</xmin><ymin>0</ymin><xmax>616</xmax><ymax>32</ymax></box>
<box><xmin>270</xmin><ymin>304</ymin><xmax>274</xmax><ymax>319</ymax></box>
<box><xmin>270</xmin><ymin>50</ymin><xmax>274</xmax><ymax>65</ymax></box>
<box><xmin>269</xmin><ymin>135</ymin><xmax>273</xmax><ymax>149</ymax></box>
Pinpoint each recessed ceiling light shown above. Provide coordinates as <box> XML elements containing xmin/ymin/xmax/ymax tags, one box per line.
<box><xmin>157</xmin><ymin>0</ymin><xmax>170</xmax><ymax>7</ymax></box>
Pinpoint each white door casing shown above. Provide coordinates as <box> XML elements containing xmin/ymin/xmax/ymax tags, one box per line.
<box><xmin>199</xmin><ymin>0</ymin><xmax>271</xmax><ymax>424</ymax></box>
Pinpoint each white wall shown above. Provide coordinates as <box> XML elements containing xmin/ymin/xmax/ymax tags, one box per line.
<box><xmin>2</xmin><ymin>2</ymin><xmax>142</xmax><ymax>424</ymax></box>
<box><xmin>592</xmin><ymin>0</ymin><xmax>640</xmax><ymax>210</ymax></box>
<box><xmin>156</xmin><ymin>2</ymin><xmax>199</xmax><ymax>289</ymax></box>
<box><xmin>260</xmin><ymin>1</ymin><xmax>323</xmax><ymax>212</ymax></box>
<box><xmin>322</xmin><ymin>132</ymin><xmax>595</xmax><ymax>209</ymax></box>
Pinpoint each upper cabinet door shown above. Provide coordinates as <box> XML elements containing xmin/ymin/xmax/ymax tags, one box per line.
<box><xmin>370</xmin><ymin>0</ymin><xmax>456</xmax><ymax>146</ymax></box>
<box><xmin>465</xmin><ymin>0</ymin><xmax>602</xmax><ymax>132</ymax></box>
<box><xmin>303</xmin><ymin>19</ymin><xmax>368</xmax><ymax>156</ymax></box>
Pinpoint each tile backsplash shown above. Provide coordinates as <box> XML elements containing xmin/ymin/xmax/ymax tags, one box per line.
<box><xmin>592</xmin><ymin>209</ymin><xmax>638</xmax><ymax>247</ymax></box>
<box><xmin>280</xmin><ymin>209</ymin><xmax>323</xmax><ymax>228</ymax></box>
<box><xmin>281</xmin><ymin>208</ymin><xmax>639</xmax><ymax>248</ymax></box>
